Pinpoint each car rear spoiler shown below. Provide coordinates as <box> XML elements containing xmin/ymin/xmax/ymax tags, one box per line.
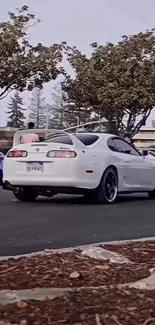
<box><xmin>13</xmin><ymin>119</ymin><xmax>107</xmax><ymax>147</ymax></box>
<box><xmin>12</xmin><ymin>128</ymin><xmax>86</xmax><ymax>149</ymax></box>
<box><xmin>13</xmin><ymin>129</ymin><xmax>67</xmax><ymax>146</ymax></box>
<box><xmin>63</xmin><ymin>119</ymin><xmax>106</xmax><ymax>132</ymax></box>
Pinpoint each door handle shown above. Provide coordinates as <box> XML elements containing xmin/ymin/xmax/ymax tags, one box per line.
<box><xmin>125</xmin><ymin>160</ymin><xmax>131</xmax><ymax>163</ymax></box>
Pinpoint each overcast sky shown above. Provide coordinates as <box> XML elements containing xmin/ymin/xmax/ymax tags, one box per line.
<box><xmin>0</xmin><ymin>0</ymin><xmax>155</xmax><ymax>126</ymax></box>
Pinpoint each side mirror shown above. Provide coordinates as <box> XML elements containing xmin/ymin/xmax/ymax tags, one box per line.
<box><xmin>142</xmin><ymin>150</ymin><xmax>148</xmax><ymax>156</ymax></box>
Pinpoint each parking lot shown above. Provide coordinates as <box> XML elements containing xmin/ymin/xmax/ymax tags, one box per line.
<box><xmin>1</xmin><ymin>188</ymin><xmax>155</xmax><ymax>256</ymax></box>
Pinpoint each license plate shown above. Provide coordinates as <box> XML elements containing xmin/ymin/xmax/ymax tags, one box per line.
<box><xmin>27</xmin><ymin>162</ymin><xmax>43</xmax><ymax>173</ymax></box>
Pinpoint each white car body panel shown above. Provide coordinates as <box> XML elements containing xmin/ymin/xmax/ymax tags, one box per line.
<box><xmin>3</xmin><ymin>129</ymin><xmax>155</xmax><ymax>193</ymax></box>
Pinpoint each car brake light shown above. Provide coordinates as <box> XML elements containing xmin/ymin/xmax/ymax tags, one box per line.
<box><xmin>7</xmin><ymin>150</ymin><xmax>28</xmax><ymax>158</ymax></box>
<box><xmin>46</xmin><ymin>150</ymin><xmax>77</xmax><ymax>158</ymax></box>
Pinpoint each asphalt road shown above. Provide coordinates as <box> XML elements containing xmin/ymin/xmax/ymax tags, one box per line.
<box><xmin>1</xmin><ymin>188</ymin><xmax>155</xmax><ymax>257</ymax></box>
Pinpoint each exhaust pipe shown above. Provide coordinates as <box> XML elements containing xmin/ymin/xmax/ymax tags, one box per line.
<box><xmin>3</xmin><ymin>181</ymin><xmax>18</xmax><ymax>192</ymax></box>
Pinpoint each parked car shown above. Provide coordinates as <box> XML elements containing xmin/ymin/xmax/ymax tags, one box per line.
<box><xmin>0</xmin><ymin>152</ymin><xmax>4</xmax><ymax>185</ymax></box>
<box><xmin>3</xmin><ymin>129</ymin><xmax>155</xmax><ymax>204</ymax></box>
<box><xmin>0</xmin><ymin>147</ymin><xmax>11</xmax><ymax>155</ymax></box>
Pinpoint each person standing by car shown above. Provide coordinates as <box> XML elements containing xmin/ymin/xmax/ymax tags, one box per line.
<box><xmin>20</xmin><ymin>122</ymin><xmax>39</xmax><ymax>143</ymax></box>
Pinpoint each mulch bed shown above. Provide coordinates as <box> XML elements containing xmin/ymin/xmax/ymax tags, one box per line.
<box><xmin>1</xmin><ymin>288</ymin><xmax>155</xmax><ymax>325</ymax></box>
<box><xmin>103</xmin><ymin>240</ymin><xmax>155</xmax><ymax>265</ymax></box>
<box><xmin>0</xmin><ymin>251</ymin><xmax>150</xmax><ymax>290</ymax></box>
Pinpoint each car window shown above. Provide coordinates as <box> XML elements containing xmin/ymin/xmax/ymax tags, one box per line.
<box><xmin>75</xmin><ymin>134</ymin><xmax>99</xmax><ymax>146</ymax></box>
<box><xmin>113</xmin><ymin>138</ymin><xmax>140</xmax><ymax>156</ymax></box>
<box><xmin>107</xmin><ymin>138</ymin><xmax>117</xmax><ymax>151</ymax></box>
<box><xmin>46</xmin><ymin>135</ymin><xmax>73</xmax><ymax>145</ymax></box>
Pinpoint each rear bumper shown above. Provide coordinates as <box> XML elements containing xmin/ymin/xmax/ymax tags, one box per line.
<box><xmin>3</xmin><ymin>157</ymin><xmax>100</xmax><ymax>190</ymax></box>
<box><xmin>3</xmin><ymin>181</ymin><xmax>95</xmax><ymax>195</ymax></box>
<box><xmin>3</xmin><ymin>176</ymin><xmax>94</xmax><ymax>188</ymax></box>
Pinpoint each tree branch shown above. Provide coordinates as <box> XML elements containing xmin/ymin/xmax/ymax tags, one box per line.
<box><xmin>0</xmin><ymin>86</ymin><xmax>14</xmax><ymax>100</ymax></box>
<box><xmin>130</xmin><ymin>109</ymin><xmax>152</xmax><ymax>138</ymax></box>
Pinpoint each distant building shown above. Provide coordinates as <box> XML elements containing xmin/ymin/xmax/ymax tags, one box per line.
<box><xmin>0</xmin><ymin>126</ymin><xmax>50</xmax><ymax>148</ymax></box>
<box><xmin>0</xmin><ymin>127</ymin><xmax>18</xmax><ymax>148</ymax></box>
<box><xmin>132</xmin><ymin>120</ymin><xmax>155</xmax><ymax>150</ymax></box>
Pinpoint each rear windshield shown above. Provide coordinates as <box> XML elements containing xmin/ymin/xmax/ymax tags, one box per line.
<box><xmin>75</xmin><ymin>134</ymin><xmax>99</xmax><ymax>146</ymax></box>
<box><xmin>46</xmin><ymin>135</ymin><xmax>73</xmax><ymax>145</ymax></box>
<box><xmin>46</xmin><ymin>134</ymin><xmax>99</xmax><ymax>146</ymax></box>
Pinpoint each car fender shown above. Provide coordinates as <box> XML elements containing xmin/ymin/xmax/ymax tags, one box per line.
<box><xmin>88</xmin><ymin>150</ymin><xmax>124</xmax><ymax>189</ymax></box>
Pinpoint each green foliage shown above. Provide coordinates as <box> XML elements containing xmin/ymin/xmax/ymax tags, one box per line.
<box><xmin>6</xmin><ymin>91</ymin><xmax>25</xmax><ymax>128</ymax></box>
<box><xmin>0</xmin><ymin>6</ymin><xmax>64</xmax><ymax>100</ymax></box>
<box><xmin>63</xmin><ymin>30</ymin><xmax>155</xmax><ymax>138</ymax></box>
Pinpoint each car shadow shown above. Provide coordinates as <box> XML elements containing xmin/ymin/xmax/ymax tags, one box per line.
<box><xmin>36</xmin><ymin>193</ymin><xmax>150</xmax><ymax>205</ymax></box>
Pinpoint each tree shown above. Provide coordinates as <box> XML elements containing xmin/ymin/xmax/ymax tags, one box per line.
<box><xmin>64</xmin><ymin>102</ymin><xmax>93</xmax><ymax>129</ymax></box>
<box><xmin>48</xmin><ymin>83</ymin><xmax>67</xmax><ymax>129</ymax></box>
<box><xmin>0</xmin><ymin>5</ymin><xmax>65</xmax><ymax>100</ymax></box>
<box><xmin>28</xmin><ymin>88</ymin><xmax>47</xmax><ymax>128</ymax></box>
<box><xmin>63</xmin><ymin>31</ymin><xmax>155</xmax><ymax>138</ymax></box>
<box><xmin>6</xmin><ymin>91</ymin><xmax>25</xmax><ymax>127</ymax></box>
<box><xmin>49</xmin><ymin>82</ymin><xmax>93</xmax><ymax>130</ymax></box>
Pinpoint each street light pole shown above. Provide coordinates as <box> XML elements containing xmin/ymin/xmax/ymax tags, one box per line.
<box><xmin>46</xmin><ymin>104</ymin><xmax>49</xmax><ymax>129</ymax></box>
<box><xmin>76</xmin><ymin>116</ymin><xmax>80</xmax><ymax>132</ymax></box>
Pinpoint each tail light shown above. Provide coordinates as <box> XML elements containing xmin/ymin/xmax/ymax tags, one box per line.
<box><xmin>46</xmin><ymin>150</ymin><xmax>77</xmax><ymax>158</ymax></box>
<box><xmin>7</xmin><ymin>150</ymin><xmax>28</xmax><ymax>158</ymax></box>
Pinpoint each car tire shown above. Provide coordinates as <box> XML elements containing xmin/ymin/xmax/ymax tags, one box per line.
<box><xmin>148</xmin><ymin>190</ymin><xmax>155</xmax><ymax>199</ymax></box>
<box><xmin>96</xmin><ymin>167</ymin><xmax>118</xmax><ymax>204</ymax></box>
<box><xmin>13</xmin><ymin>188</ymin><xmax>38</xmax><ymax>202</ymax></box>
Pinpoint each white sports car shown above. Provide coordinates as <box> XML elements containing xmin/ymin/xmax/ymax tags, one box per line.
<box><xmin>3</xmin><ymin>129</ymin><xmax>155</xmax><ymax>204</ymax></box>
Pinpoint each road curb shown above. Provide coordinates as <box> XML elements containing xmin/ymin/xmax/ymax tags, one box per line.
<box><xmin>1</xmin><ymin>236</ymin><xmax>155</xmax><ymax>261</ymax></box>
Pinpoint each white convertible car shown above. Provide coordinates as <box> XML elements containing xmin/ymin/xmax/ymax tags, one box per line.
<box><xmin>3</xmin><ymin>128</ymin><xmax>155</xmax><ymax>204</ymax></box>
